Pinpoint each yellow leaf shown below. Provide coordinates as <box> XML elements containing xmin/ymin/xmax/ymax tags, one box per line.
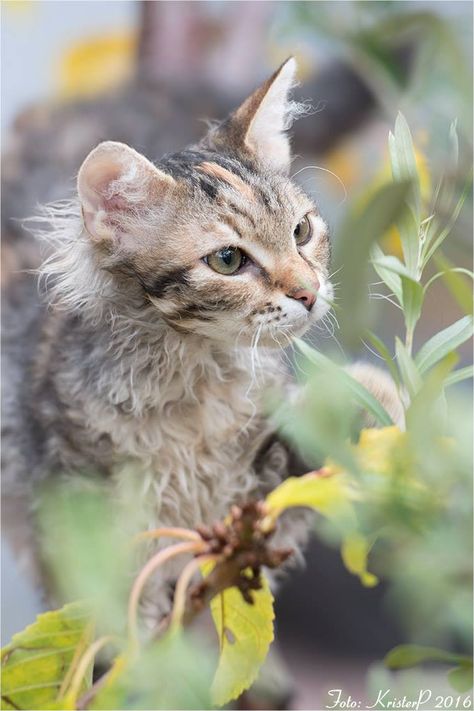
<box><xmin>264</xmin><ymin>471</ymin><xmax>378</xmax><ymax>587</ymax></box>
<box><xmin>1</xmin><ymin>602</ymin><xmax>93</xmax><ymax>710</ymax></box>
<box><xmin>209</xmin><ymin>572</ymin><xmax>275</xmax><ymax>706</ymax></box>
<box><xmin>264</xmin><ymin>471</ymin><xmax>355</xmax><ymax>527</ymax></box>
<box><xmin>356</xmin><ymin>426</ymin><xmax>406</xmax><ymax>475</ymax></box>
<box><xmin>341</xmin><ymin>533</ymin><xmax>378</xmax><ymax>587</ymax></box>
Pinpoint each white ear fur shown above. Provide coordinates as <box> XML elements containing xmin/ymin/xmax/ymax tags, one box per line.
<box><xmin>239</xmin><ymin>57</ymin><xmax>299</xmax><ymax>173</ymax></box>
<box><xmin>77</xmin><ymin>141</ymin><xmax>174</xmax><ymax>244</ymax></box>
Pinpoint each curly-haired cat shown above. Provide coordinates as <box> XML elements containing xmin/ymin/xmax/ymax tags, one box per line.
<box><xmin>2</xmin><ymin>58</ymin><xmax>402</xmax><ymax>625</ymax></box>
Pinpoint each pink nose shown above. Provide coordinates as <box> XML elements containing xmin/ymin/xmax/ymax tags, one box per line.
<box><xmin>288</xmin><ymin>281</ymin><xmax>319</xmax><ymax>312</ymax></box>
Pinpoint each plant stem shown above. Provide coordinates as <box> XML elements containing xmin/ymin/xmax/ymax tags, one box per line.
<box><xmin>66</xmin><ymin>635</ymin><xmax>115</xmax><ymax>704</ymax></box>
<box><xmin>134</xmin><ymin>527</ymin><xmax>202</xmax><ymax>544</ymax></box>
<box><xmin>169</xmin><ymin>554</ymin><xmax>220</xmax><ymax>630</ymax></box>
<box><xmin>405</xmin><ymin>325</ymin><xmax>414</xmax><ymax>357</ymax></box>
<box><xmin>127</xmin><ymin>540</ymin><xmax>206</xmax><ymax>646</ymax></box>
<box><xmin>57</xmin><ymin>621</ymin><xmax>95</xmax><ymax>699</ymax></box>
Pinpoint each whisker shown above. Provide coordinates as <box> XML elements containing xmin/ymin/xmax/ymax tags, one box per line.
<box><xmin>290</xmin><ymin>165</ymin><xmax>347</xmax><ymax>206</ymax></box>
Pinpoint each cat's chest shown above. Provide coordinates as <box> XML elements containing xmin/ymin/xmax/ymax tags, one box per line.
<box><xmin>102</xmin><ymin>365</ymin><xmax>273</xmax><ymax>528</ymax></box>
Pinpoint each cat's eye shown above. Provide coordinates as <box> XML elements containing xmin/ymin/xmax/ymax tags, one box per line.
<box><xmin>293</xmin><ymin>214</ymin><xmax>312</xmax><ymax>246</ymax></box>
<box><xmin>206</xmin><ymin>247</ymin><xmax>246</xmax><ymax>275</ymax></box>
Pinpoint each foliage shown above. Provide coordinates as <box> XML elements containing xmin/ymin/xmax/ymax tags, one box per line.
<box><xmin>2</xmin><ymin>104</ymin><xmax>472</xmax><ymax>710</ymax></box>
<box><xmin>0</xmin><ymin>463</ymin><xmax>386</xmax><ymax>710</ymax></box>
<box><xmin>1</xmin><ymin>603</ymin><xmax>93</xmax><ymax>710</ymax></box>
<box><xmin>385</xmin><ymin>645</ymin><xmax>473</xmax><ymax>693</ymax></box>
<box><xmin>208</xmin><ymin>568</ymin><xmax>274</xmax><ymax>706</ymax></box>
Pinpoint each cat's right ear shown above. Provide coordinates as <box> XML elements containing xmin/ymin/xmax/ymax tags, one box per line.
<box><xmin>77</xmin><ymin>141</ymin><xmax>175</xmax><ymax>244</ymax></box>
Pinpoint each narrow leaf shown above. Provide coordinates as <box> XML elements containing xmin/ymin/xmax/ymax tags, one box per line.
<box><xmin>444</xmin><ymin>366</ymin><xmax>474</xmax><ymax>388</ymax></box>
<box><xmin>422</xmin><ymin>172</ymin><xmax>472</xmax><ymax>266</ymax></box>
<box><xmin>415</xmin><ymin>316</ymin><xmax>474</xmax><ymax>373</ymax></box>
<box><xmin>371</xmin><ymin>252</ymin><xmax>413</xmax><ymax>280</ymax></box>
<box><xmin>389</xmin><ymin>113</ymin><xmax>421</xmax><ymax>272</ymax></box>
<box><xmin>433</xmin><ymin>253</ymin><xmax>474</xmax><ymax>316</ymax></box>
<box><xmin>395</xmin><ymin>338</ymin><xmax>422</xmax><ymax>397</ymax></box>
<box><xmin>371</xmin><ymin>245</ymin><xmax>403</xmax><ymax>303</ymax></box>
<box><xmin>365</xmin><ymin>330</ymin><xmax>400</xmax><ymax>385</ymax></box>
<box><xmin>295</xmin><ymin>339</ymin><xmax>394</xmax><ymax>426</ymax></box>
<box><xmin>401</xmin><ymin>276</ymin><xmax>424</xmax><ymax>334</ymax></box>
<box><xmin>406</xmin><ymin>353</ymin><xmax>458</xmax><ymax>432</ymax></box>
<box><xmin>334</xmin><ymin>180</ymin><xmax>411</xmax><ymax>346</ymax></box>
<box><xmin>385</xmin><ymin>644</ymin><xmax>472</xmax><ymax>669</ymax></box>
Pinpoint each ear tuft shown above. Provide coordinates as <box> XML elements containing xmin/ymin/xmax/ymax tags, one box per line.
<box><xmin>206</xmin><ymin>57</ymin><xmax>302</xmax><ymax>173</ymax></box>
<box><xmin>77</xmin><ymin>141</ymin><xmax>174</xmax><ymax>244</ymax></box>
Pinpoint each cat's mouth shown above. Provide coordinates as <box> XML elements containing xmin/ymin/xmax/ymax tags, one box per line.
<box><xmin>246</xmin><ymin>278</ymin><xmax>334</xmax><ymax>347</ymax></box>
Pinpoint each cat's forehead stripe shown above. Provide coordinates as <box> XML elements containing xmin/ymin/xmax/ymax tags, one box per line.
<box><xmin>197</xmin><ymin>162</ymin><xmax>255</xmax><ymax>201</ymax></box>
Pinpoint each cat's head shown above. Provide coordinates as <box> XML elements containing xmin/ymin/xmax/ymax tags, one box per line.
<box><xmin>77</xmin><ymin>58</ymin><xmax>333</xmax><ymax>347</ymax></box>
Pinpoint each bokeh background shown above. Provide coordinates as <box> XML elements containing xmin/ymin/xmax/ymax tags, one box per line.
<box><xmin>2</xmin><ymin>2</ymin><xmax>472</xmax><ymax>709</ymax></box>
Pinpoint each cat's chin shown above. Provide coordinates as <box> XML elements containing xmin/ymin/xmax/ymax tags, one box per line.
<box><xmin>249</xmin><ymin>321</ymin><xmax>312</xmax><ymax>349</ymax></box>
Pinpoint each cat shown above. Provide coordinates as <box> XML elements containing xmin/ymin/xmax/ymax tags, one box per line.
<box><xmin>2</xmin><ymin>58</ymin><xmax>401</xmax><ymax>625</ymax></box>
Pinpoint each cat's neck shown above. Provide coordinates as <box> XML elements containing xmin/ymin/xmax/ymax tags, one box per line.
<box><xmin>95</xmin><ymin>302</ymin><xmax>280</xmax><ymax>416</ymax></box>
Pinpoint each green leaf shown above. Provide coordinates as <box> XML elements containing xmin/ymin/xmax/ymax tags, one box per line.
<box><xmin>39</xmin><ymin>483</ymin><xmax>134</xmax><ymax>637</ymax></box>
<box><xmin>371</xmin><ymin>246</ymin><xmax>403</xmax><ymax>304</ymax></box>
<box><xmin>406</xmin><ymin>353</ymin><xmax>458</xmax><ymax>433</ymax></box>
<box><xmin>1</xmin><ymin>602</ymin><xmax>93</xmax><ymax>710</ymax></box>
<box><xmin>371</xmin><ymin>253</ymin><xmax>413</xmax><ymax>280</ymax></box>
<box><xmin>91</xmin><ymin>635</ymin><xmax>214</xmax><ymax>710</ymax></box>
<box><xmin>209</xmin><ymin>572</ymin><xmax>274</xmax><ymax>706</ymax></box>
<box><xmin>444</xmin><ymin>365</ymin><xmax>474</xmax><ymax>388</ymax></box>
<box><xmin>395</xmin><ymin>338</ymin><xmax>422</xmax><ymax>398</ymax></box>
<box><xmin>414</xmin><ymin>316</ymin><xmax>474</xmax><ymax>373</ymax></box>
<box><xmin>388</xmin><ymin>113</ymin><xmax>421</xmax><ymax>273</ymax></box>
<box><xmin>422</xmin><ymin>172</ymin><xmax>472</xmax><ymax>266</ymax></box>
<box><xmin>401</xmin><ymin>276</ymin><xmax>424</xmax><ymax>334</ymax></box>
<box><xmin>433</xmin><ymin>253</ymin><xmax>474</xmax><ymax>316</ymax></box>
<box><xmin>334</xmin><ymin>180</ymin><xmax>411</xmax><ymax>347</ymax></box>
<box><xmin>365</xmin><ymin>331</ymin><xmax>400</xmax><ymax>386</ymax></box>
<box><xmin>448</xmin><ymin>664</ymin><xmax>474</xmax><ymax>693</ymax></box>
<box><xmin>449</xmin><ymin>119</ymin><xmax>459</xmax><ymax>170</ymax></box>
<box><xmin>389</xmin><ymin>114</ymin><xmax>421</xmax><ymax>217</ymax></box>
<box><xmin>370</xmin><ymin>253</ymin><xmax>424</xmax><ymax>330</ymax></box>
<box><xmin>385</xmin><ymin>644</ymin><xmax>472</xmax><ymax>669</ymax></box>
<box><xmin>295</xmin><ymin>339</ymin><xmax>394</xmax><ymax>426</ymax></box>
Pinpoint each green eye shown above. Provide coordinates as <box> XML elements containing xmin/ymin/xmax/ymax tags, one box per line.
<box><xmin>293</xmin><ymin>214</ymin><xmax>312</xmax><ymax>245</ymax></box>
<box><xmin>206</xmin><ymin>247</ymin><xmax>246</xmax><ymax>275</ymax></box>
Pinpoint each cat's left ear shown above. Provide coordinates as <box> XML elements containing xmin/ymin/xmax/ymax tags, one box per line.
<box><xmin>77</xmin><ymin>141</ymin><xmax>175</xmax><ymax>245</ymax></box>
<box><xmin>208</xmin><ymin>57</ymin><xmax>299</xmax><ymax>173</ymax></box>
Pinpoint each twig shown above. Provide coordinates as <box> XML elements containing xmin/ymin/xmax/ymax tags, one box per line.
<box><xmin>127</xmin><ymin>540</ymin><xmax>206</xmax><ymax>646</ymax></box>
<box><xmin>66</xmin><ymin>636</ymin><xmax>115</xmax><ymax>704</ymax></box>
<box><xmin>134</xmin><ymin>527</ymin><xmax>202</xmax><ymax>544</ymax></box>
<box><xmin>169</xmin><ymin>553</ymin><xmax>220</xmax><ymax>630</ymax></box>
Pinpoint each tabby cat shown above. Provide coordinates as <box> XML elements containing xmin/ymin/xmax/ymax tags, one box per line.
<box><xmin>2</xmin><ymin>58</ymin><xmax>401</xmax><ymax>623</ymax></box>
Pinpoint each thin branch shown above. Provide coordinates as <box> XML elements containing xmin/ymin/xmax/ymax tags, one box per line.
<box><xmin>66</xmin><ymin>636</ymin><xmax>115</xmax><ymax>704</ymax></box>
<box><xmin>134</xmin><ymin>527</ymin><xmax>202</xmax><ymax>545</ymax></box>
<box><xmin>128</xmin><ymin>540</ymin><xmax>206</xmax><ymax>646</ymax></box>
<box><xmin>169</xmin><ymin>553</ymin><xmax>220</xmax><ymax>630</ymax></box>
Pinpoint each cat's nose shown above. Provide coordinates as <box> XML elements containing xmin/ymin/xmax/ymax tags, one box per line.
<box><xmin>287</xmin><ymin>279</ymin><xmax>319</xmax><ymax>312</ymax></box>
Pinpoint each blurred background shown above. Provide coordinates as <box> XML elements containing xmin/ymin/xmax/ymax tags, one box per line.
<box><xmin>1</xmin><ymin>2</ymin><xmax>472</xmax><ymax>709</ymax></box>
